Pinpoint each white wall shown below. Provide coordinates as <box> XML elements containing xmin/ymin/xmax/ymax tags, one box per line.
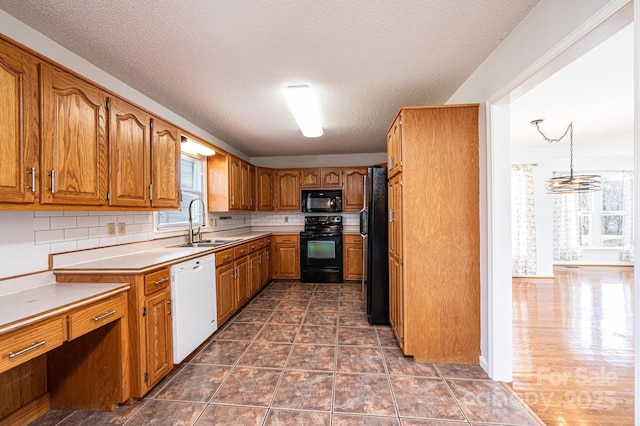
<box><xmin>447</xmin><ymin>0</ymin><xmax>629</xmax><ymax>381</ymax></box>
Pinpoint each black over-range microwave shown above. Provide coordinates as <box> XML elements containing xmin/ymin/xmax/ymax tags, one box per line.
<box><xmin>301</xmin><ymin>190</ymin><xmax>343</xmax><ymax>213</ymax></box>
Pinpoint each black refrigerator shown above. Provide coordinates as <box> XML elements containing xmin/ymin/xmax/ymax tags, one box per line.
<box><xmin>360</xmin><ymin>166</ymin><xmax>389</xmax><ymax>325</ymax></box>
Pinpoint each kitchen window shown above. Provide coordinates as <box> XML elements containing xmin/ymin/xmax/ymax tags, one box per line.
<box><xmin>156</xmin><ymin>153</ymin><xmax>207</xmax><ymax>229</ymax></box>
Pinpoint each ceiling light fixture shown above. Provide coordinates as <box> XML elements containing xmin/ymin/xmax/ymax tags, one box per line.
<box><xmin>531</xmin><ymin>119</ymin><xmax>600</xmax><ymax>194</ymax></box>
<box><xmin>181</xmin><ymin>136</ymin><xmax>216</xmax><ymax>157</ymax></box>
<box><xmin>283</xmin><ymin>85</ymin><xmax>323</xmax><ymax>138</ymax></box>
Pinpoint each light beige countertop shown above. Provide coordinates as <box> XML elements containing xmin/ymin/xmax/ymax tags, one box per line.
<box><xmin>0</xmin><ymin>283</ymin><xmax>129</xmax><ymax>334</ymax></box>
<box><xmin>54</xmin><ymin>231</ymin><xmax>273</xmax><ymax>274</ymax></box>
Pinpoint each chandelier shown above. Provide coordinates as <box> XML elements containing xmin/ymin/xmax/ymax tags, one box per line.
<box><xmin>530</xmin><ymin>119</ymin><xmax>601</xmax><ymax>194</ymax></box>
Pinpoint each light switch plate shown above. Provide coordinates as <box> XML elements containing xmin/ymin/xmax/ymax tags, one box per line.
<box><xmin>118</xmin><ymin>222</ymin><xmax>126</xmax><ymax>236</ymax></box>
<box><xmin>107</xmin><ymin>223</ymin><xmax>116</xmax><ymax>237</ymax></box>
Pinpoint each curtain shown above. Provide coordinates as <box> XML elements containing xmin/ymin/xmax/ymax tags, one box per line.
<box><xmin>621</xmin><ymin>170</ymin><xmax>634</xmax><ymax>261</ymax></box>
<box><xmin>553</xmin><ymin>171</ymin><xmax>583</xmax><ymax>260</ymax></box>
<box><xmin>511</xmin><ymin>164</ymin><xmax>537</xmax><ymax>275</ymax></box>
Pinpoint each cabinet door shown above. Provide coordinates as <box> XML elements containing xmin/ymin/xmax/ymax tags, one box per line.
<box><xmin>0</xmin><ymin>40</ymin><xmax>38</xmax><ymax>204</ymax></box>
<box><xmin>235</xmin><ymin>256</ymin><xmax>250</xmax><ymax>308</ymax></box>
<box><xmin>248</xmin><ymin>164</ymin><xmax>256</xmax><ymax>210</ymax></box>
<box><xmin>240</xmin><ymin>161</ymin><xmax>250</xmax><ymax>209</ymax></box>
<box><xmin>343</xmin><ymin>168</ymin><xmax>367</xmax><ymax>211</ymax></box>
<box><xmin>389</xmin><ymin>254</ymin><xmax>404</xmax><ymax>348</ymax></box>
<box><xmin>145</xmin><ymin>290</ymin><xmax>172</xmax><ymax>388</ymax></box>
<box><xmin>275</xmin><ymin>170</ymin><xmax>300</xmax><ymax>211</ymax></box>
<box><xmin>249</xmin><ymin>252</ymin><xmax>260</xmax><ymax>296</ymax></box>
<box><xmin>258</xmin><ymin>249</ymin><xmax>269</xmax><ymax>288</ymax></box>
<box><xmin>274</xmin><ymin>243</ymin><xmax>299</xmax><ymax>279</ymax></box>
<box><xmin>300</xmin><ymin>169</ymin><xmax>321</xmax><ymax>188</ymax></box>
<box><xmin>229</xmin><ymin>156</ymin><xmax>242</xmax><ymax>209</ymax></box>
<box><xmin>108</xmin><ymin>98</ymin><xmax>151</xmax><ymax>207</ymax></box>
<box><xmin>388</xmin><ymin>175</ymin><xmax>403</xmax><ymax>259</ymax></box>
<box><xmin>150</xmin><ymin>118</ymin><xmax>180</xmax><ymax>208</ymax></box>
<box><xmin>216</xmin><ymin>262</ymin><xmax>236</xmax><ymax>326</ymax></box>
<box><xmin>388</xmin><ymin>174</ymin><xmax>403</xmax><ymax>348</ymax></box>
<box><xmin>343</xmin><ymin>235</ymin><xmax>363</xmax><ymax>281</ymax></box>
<box><xmin>256</xmin><ymin>167</ymin><xmax>274</xmax><ymax>210</ymax></box>
<box><xmin>40</xmin><ymin>64</ymin><xmax>108</xmax><ymax>205</ymax></box>
<box><xmin>387</xmin><ymin>114</ymin><xmax>402</xmax><ymax>177</ymax></box>
<box><xmin>321</xmin><ymin>168</ymin><xmax>343</xmax><ymax>188</ymax></box>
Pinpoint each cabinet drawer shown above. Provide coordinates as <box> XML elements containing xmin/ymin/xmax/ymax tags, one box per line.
<box><xmin>216</xmin><ymin>248</ymin><xmax>234</xmax><ymax>266</ymax></box>
<box><xmin>274</xmin><ymin>235</ymin><xmax>299</xmax><ymax>244</ymax></box>
<box><xmin>234</xmin><ymin>244</ymin><xmax>249</xmax><ymax>258</ymax></box>
<box><xmin>0</xmin><ymin>316</ymin><xmax>65</xmax><ymax>373</ymax></box>
<box><xmin>68</xmin><ymin>294</ymin><xmax>126</xmax><ymax>341</ymax></box>
<box><xmin>144</xmin><ymin>268</ymin><xmax>171</xmax><ymax>296</ymax></box>
<box><xmin>247</xmin><ymin>241</ymin><xmax>259</xmax><ymax>253</ymax></box>
<box><xmin>344</xmin><ymin>234</ymin><xmax>362</xmax><ymax>244</ymax></box>
<box><xmin>258</xmin><ymin>239</ymin><xmax>266</xmax><ymax>249</ymax></box>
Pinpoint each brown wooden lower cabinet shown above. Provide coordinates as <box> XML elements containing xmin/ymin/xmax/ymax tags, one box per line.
<box><xmin>343</xmin><ymin>234</ymin><xmax>364</xmax><ymax>281</ymax></box>
<box><xmin>215</xmin><ymin>261</ymin><xmax>236</xmax><ymax>326</ymax></box>
<box><xmin>56</xmin><ymin>268</ymin><xmax>173</xmax><ymax>399</ymax></box>
<box><xmin>272</xmin><ymin>234</ymin><xmax>300</xmax><ymax>279</ymax></box>
<box><xmin>0</xmin><ymin>291</ymin><xmax>129</xmax><ymax>424</ymax></box>
<box><xmin>216</xmin><ymin>236</ymin><xmax>272</xmax><ymax>327</ymax></box>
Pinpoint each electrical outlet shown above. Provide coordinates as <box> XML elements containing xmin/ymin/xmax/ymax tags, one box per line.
<box><xmin>107</xmin><ymin>223</ymin><xmax>116</xmax><ymax>237</ymax></box>
<box><xmin>118</xmin><ymin>222</ymin><xmax>126</xmax><ymax>236</ymax></box>
<box><xmin>208</xmin><ymin>218</ymin><xmax>214</xmax><ymax>227</ymax></box>
<box><xmin>284</xmin><ymin>216</ymin><xmax>289</xmax><ymax>223</ymax></box>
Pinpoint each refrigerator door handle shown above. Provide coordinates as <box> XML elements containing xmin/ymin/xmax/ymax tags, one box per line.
<box><xmin>362</xmin><ymin>174</ymin><xmax>367</xmax><ymax>210</ymax></box>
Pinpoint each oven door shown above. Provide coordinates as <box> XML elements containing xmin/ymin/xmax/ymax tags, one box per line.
<box><xmin>300</xmin><ymin>234</ymin><xmax>342</xmax><ymax>267</ymax></box>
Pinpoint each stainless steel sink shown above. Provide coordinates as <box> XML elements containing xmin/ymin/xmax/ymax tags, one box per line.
<box><xmin>176</xmin><ymin>239</ymin><xmax>242</xmax><ymax>248</ymax></box>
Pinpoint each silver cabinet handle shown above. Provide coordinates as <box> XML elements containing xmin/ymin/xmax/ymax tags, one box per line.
<box><xmin>93</xmin><ymin>310</ymin><xmax>116</xmax><ymax>322</ymax></box>
<box><xmin>48</xmin><ymin>170</ymin><xmax>56</xmax><ymax>194</ymax></box>
<box><xmin>389</xmin><ymin>208</ymin><xmax>394</xmax><ymax>223</ymax></box>
<box><xmin>223</xmin><ymin>255</ymin><xmax>232</xmax><ymax>259</ymax></box>
<box><xmin>9</xmin><ymin>340</ymin><xmax>46</xmax><ymax>359</ymax></box>
<box><xmin>27</xmin><ymin>167</ymin><xmax>36</xmax><ymax>192</ymax></box>
<box><xmin>154</xmin><ymin>277</ymin><xmax>170</xmax><ymax>285</ymax></box>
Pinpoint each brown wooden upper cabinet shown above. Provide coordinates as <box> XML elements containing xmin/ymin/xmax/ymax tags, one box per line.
<box><xmin>256</xmin><ymin>167</ymin><xmax>274</xmax><ymax>211</ymax></box>
<box><xmin>248</xmin><ymin>164</ymin><xmax>256</xmax><ymax>210</ymax></box>
<box><xmin>0</xmin><ymin>39</ymin><xmax>39</xmax><ymax>204</ymax></box>
<box><xmin>108</xmin><ymin>97</ymin><xmax>151</xmax><ymax>207</ymax></box>
<box><xmin>0</xmin><ymin>37</ymin><xmax>180</xmax><ymax>211</ymax></box>
<box><xmin>40</xmin><ymin>63</ymin><xmax>109</xmax><ymax>206</ymax></box>
<box><xmin>274</xmin><ymin>169</ymin><xmax>300</xmax><ymax>211</ymax></box>
<box><xmin>208</xmin><ymin>154</ymin><xmax>255</xmax><ymax>212</ymax></box>
<box><xmin>343</xmin><ymin>167</ymin><xmax>367</xmax><ymax>211</ymax></box>
<box><xmin>150</xmin><ymin>118</ymin><xmax>181</xmax><ymax>208</ymax></box>
<box><xmin>387</xmin><ymin>114</ymin><xmax>402</xmax><ymax>177</ymax></box>
<box><xmin>300</xmin><ymin>168</ymin><xmax>343</xmax><ymax>188</ymax></box>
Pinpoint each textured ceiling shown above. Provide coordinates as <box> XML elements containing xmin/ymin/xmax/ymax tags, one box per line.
<box><xmin>0</xmin><ymin>0</ymin><xmax>538</xmax><ymax>157</ymax></box>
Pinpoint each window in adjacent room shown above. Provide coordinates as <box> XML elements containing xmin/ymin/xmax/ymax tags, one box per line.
<box><xmin>577</xmin><ymin>171</ymin><xmax>630</xmax><ymax>248</ymax></box>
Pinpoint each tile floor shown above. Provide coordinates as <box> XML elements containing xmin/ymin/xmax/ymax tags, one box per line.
<box><xmin>32</xmin><ymin>281</ymin><xmax>541</xmax><ymax>425</ymax></box>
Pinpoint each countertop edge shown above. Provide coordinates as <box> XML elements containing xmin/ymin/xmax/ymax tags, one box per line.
<box><xmin>0</xmin><ymin>283</ymin><xmax>130</xmax><ymax>335</ymax></box>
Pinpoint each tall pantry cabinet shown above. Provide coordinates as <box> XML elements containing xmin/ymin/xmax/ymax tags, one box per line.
<box><xmin>387</xmin><ymin>105</ymin><xmax>479</xmax><ymax>365</ymax></box>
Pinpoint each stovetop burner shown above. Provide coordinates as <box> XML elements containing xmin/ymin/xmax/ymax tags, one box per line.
<box><xmin>302</xmin><ymin>215</ymin><xmax>343</xmax><ymax>236</ymax></box>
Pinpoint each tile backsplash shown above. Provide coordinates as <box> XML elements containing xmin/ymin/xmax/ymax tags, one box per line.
<box><xmin>33</xmin><ymin>210</ymin><xmax>153</xmax><ymax>252</ymax></box>
<box><xmin>0</xmin><ymin>210</ymin><xmax>360</xmax><ymax>280</ymax></box>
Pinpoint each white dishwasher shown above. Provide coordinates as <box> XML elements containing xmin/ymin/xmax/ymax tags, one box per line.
<box><xmin>171</xmin><ymin>254</ymin><xmax>217</xmax><ymax>363</ymax></box>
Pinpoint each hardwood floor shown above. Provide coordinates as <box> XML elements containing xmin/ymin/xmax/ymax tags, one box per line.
<box><xmin>512</xmin><ymin>266</ymin><xmax>634</xmax><ymax>425</ymax></box>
